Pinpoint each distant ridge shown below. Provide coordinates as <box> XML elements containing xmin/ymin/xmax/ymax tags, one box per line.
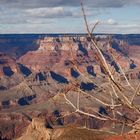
<box><xmin>0</xmin><ymin>34</ymin><xmax>140</xmax><ymax>58</ymax></box>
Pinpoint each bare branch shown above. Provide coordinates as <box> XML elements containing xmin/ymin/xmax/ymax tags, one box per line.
<box><xmin>77</xmin><ymin>91</ymin><xmax>80</xmax><ymax>110</ymax></box>
<box><xmin>63</xmin><ymin>93</ymin><xmax>108</xmax><ymax>121</ymax></box>
<box><xmin>131</xmin><ymin>83</ymin><xmax>140</xmax><ymax>104</ymax></box>
<box><xmin>91</xmin><ymin>21</ymin><xmax>99</xmax><ymax>34</ymax></box>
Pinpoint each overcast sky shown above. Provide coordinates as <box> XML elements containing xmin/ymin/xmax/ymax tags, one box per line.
<box><xmin>0</xmin><ymin>0</ymin><xmax>140</xmax><ymax>34</ymax></box>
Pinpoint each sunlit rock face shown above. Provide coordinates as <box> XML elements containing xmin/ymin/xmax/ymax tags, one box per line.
<box><xmin>0</xmin><ymin>53</ymin><xmax>32</xmax><ymax>77</ymax></box>
<box><xmin>0</xmin><ymin>53</ymin><xmax>19</xmax><ymax>77</ymax></box>
<box><xmin>18</xmin><ymin>35</ymin><xmax>132</xmax><ymax>73</ymax></box>
<box><xmin>0</xmin><ymin>34</ymin><xmax>139</xmax><ymax>74</ymax></box>
<box><xmin>18</xmin><ymin>36</ymin><xmax>80</xmax><ymax>72</ymax></box>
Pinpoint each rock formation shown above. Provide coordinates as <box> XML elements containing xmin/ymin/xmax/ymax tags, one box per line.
<box><xmin>0</xmin><ymin>34</ymin><xmax>140</xmax><ymax>139</ymax></box>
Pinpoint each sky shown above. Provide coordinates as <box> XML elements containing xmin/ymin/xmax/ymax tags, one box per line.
<box><xmin>0</xmin><ymin>0</ymin><xmax>140</xmax><ymax>34</ymax></box>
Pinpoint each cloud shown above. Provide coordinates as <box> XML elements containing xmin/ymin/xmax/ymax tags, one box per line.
<box><xmin>1</xmin><ymin>0</ymin><xmax>140</xmax><ymax>9</ymax></box>
<box><xmin>0</xmin><ymin>8</ymin><xmax>28</xmax><ymax>24</ymax></box>
<box><xmin>0</xmin><ymin>0</ymin><xmax>140</xmax><ymax>33</ymax></box>
<box><xmin>90</xmin><ymin>18</ymin><xmax>118</xmax><ymax>26</ymax></box>
<box><xmin>88</xmin><ymin>18</ymin><xmax>140</xmax><ymax>34</ymax></box>
<box><xmin>106</xmin><ymin>19</ymin><xmax>118</xmax><ymax>25</ymax></box>
<box><xmin>95</xmin><ymin>22</ymin><xmax>140</xmax><ymax>34</ymax></box>
<box><xmin>26</xmin><ymin>7</ymin><xmax>72</xmax><ymax>18</ymax></box>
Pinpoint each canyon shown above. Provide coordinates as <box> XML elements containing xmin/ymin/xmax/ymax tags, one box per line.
<box><xmin>0</xmin><ymin>34</ymin><xmax>140</xmax><ymax>140</ymax></box>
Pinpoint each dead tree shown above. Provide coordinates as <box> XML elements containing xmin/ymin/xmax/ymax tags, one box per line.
<box><xmin>56</xmin><ymin>2</ymin><xmax>140</xmax><ymax>134</ymax></box>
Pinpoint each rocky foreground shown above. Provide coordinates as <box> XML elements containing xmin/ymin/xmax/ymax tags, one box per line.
<box><xmin>15</xmin><ymin>117</ymin><xmax>140</xmax><ymax>140</ymax></box>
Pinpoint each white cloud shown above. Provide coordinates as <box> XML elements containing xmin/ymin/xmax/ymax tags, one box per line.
<box><xmin>107</xmin><ymin>19</ymin><xmax>118</xmax><ymax>25</ymax></box>
<box><xmin>94</xmin><ymin>23</ymin><xmax>140</xmax><ymax>34</ymax></box>
<box><xmin>89</xmin><ymin>18</ymin><xmax>118</xmax><ymax>26</ymax></box>
<box><xmin>26</xmin><ymin>7</ymin><xmax>72</xmax><ymax>18</ymax></box>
